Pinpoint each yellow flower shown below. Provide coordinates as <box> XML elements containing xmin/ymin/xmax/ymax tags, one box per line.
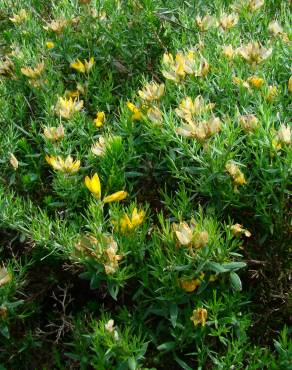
<box><xmin>43</xmin><ymin>19</ymin><xmax>67</xmax><ymax>33</ymax></box>
<box><xmin>230</xmin><ymin>223</ymin><xmax>251</xmax><ymax>237</ymax></box>
<box><xmin>196</xmin><ymin>15</ymin><xmax>218</xmax><ymax>31</ymax></box>
<box><xmin>180</xmin><ymin>273</ymin><xmax>205</xmax><ymax>292</ymax></box>
<box><xmin>43</xmin><ymin>125</ymin><xmax>65</xmax><ymax>141</ymax></box>
<box><xmin>175</xmin><ymin>95</ymin><xmax>214</xmax><ymax>123</ymax></box>
<box><xmin>277</xmin><ymin>124</ymin><xmax>291</xmax><ymax>146</ymax></box>
<box><xmin>195</xmin><ymin>58</ymin><xmax>210</xmax><ymax>77</ymax></box>
<box><xmin>105</xmin><ymin>319</ymin><xmax>115</xmax><ymax>333</ymax></box>
<box><xmin>209</xmin><ymin>274</ymin><xmax>217</xmax><ymax>282</ymax></box>
<box><xmin>94</xmin><ymin>111</ymin><xmax>105</xmax><ymax>127</ymax></box>
<box><xmin>21</xmin><ymin>62</ymin><xmax>44</xmax><ymax>79</ymax></box>
<box><xmin>184</xmin><ymin>50</ymin><xmax>198</xmax><ymax>74</ymax></box>
<box><xmin>0</xmin><ymin>267</ymin><xmax>12</xmax><ymax>287</ymax></box>
<box><xmin>162</xmin><ymin>52</ymin><xmax>174</xmax><ymax>66</ymax></box>
<box><xmin>104</xmin><ymin>318</ymin><xmax>119</xmax><ymax>340</ymax></box>
<box><xmin>75</xmin><ymin>234</ymin><xmax>122</xmax><ymax>275</ymax></box>
<box><xmin>45</xmin><ymin>155</ymin><xmax>80</xmax><ymax>174</ymax></box>
<box><xmin>161</xmin><ymin>50</ymin><xmax>202</xmax><ymax>82</ymax></box>
<box><xmin>193</xmin><ymin>231</ymin><xmax>209</xmax><ymax>249</ymax></box>
<box><xmin>232</xmin><ymin>76</ymin><xmax>250</xmax><ymax>90</ymax></box>
<box><xmin>190</xmin><ymin>308</ymin><xmax>208</xmax><ymax>327</ymax></box>
<box><xmin>176</xmin><ymin>116</ymin><xmax>221</xmax><ymax>142</ymax></box>
<box><xmin>239</xmin><ymin>114</ymin><xmax>259</xmax><ymax>132</ymax></box>
<box><xmin>0</xmin><ymin>57</ymin><xmax>14</xmax><ymax>75</ymax></box>
<box><xmin>46</xmin><ymin>41</ymin><xmax>55</xmax><ymax>49</ymax></box>
<box><xmin>85</xmin><ymin>173</ymin><xmax>101</xmax><ymax>199</ymax></box>
<box><xmin>55</xmin><ymin>97</ymin><xmax>84</xmax><ymax>119</ymax></box>
<box><xmin>172</xmin><ymin>220</ymin><xmax>209</xmax><ymax>249</ymax></box>
<box><xmin>9</xmin><ymin>153</ymin><xmax>18</xmax><ymax>170</ymax></box>
<box><xmin>219</xmin><ymin>13</ymin><xmax>238</xmax><ymax>30</ymax></box>
<box><xmin>65</xmin><ymin>90</ymin><xmax>80</xmax><ymax>98</ymax></box>
<box><xmin>103</xmin><ymin>191</ymin><xmax>128</xmax><ymax>203</ymax></box>
<box><xmin>9</xmin><ymin>9</ymin><xmax>28</xmax><ymax>24</ymax></box>
<box><xmin>173</xmin><ymin>221</ymin><xmax>194</xmax><ymax>246</ymax></box>
<box><xmin>225</xmin><ymin>161</ymin><xmax>246</xmax><ymax>186</ymax></box>
<box><xmin>236</xmin><ymin>42</ymin><xmax>272</xmax><ymax>65</ymax></box>
<box><xmin>104</xmin><ymin>236</ymin><xmax>123</xmax><ymax>274</ymax></box>
<box><xmin>119</xmin><ymin>207</ymin><xmax>145</xmax><ymax>233</ymax></box>
<box><xmin>162</xmin><ymin>52</ymin><xmax>186</xmax><ymax>82</ymax></box>
<box><xmin>222</xmin><ymin>45</ymin><xmax>235</xmax><ymax>59</ymax></box>
<box><xmin>70</xmin><ymin>59</ymin><xmax>85</xmax><ymax>73</ymax></box>
<box><xmin>127</xmin><ymin>102</ymin><xmax>142</xmax><ymax>120</ymax></box>
<box><xmin>272</xmin><ymin>138</ymin><xmax>282</xmax><ymax>151</ymax></box>
<box><xmin>65</xmin><ymin>83</ymin><xmax>85</xmax><ymax>99</ymax></box>
<box><xmin>147</xmin><ymin>106</ymin><xmax>163</xmax><ymax>123</ymax></box>
<box><xmin>90</xmin><ymin>9</ymin><xmax>107</xmax><ymax>20</ymax></box>
<box><xmin>247</xmin><ymin>76</ymin><xmax>264</xmax><ymax>88</ymax></box>
<box><xmin>231</xmin><ymin>0</ymin><xmax>264</xmax><ymax>12</ymax></box>
<box><xmin>268</xmin><ymin>20</ymin><xmax>283</xmax><ymax>36</ymax></box>
<box><xmin>91</xmin><ymin>136</ymin><xmax>106</xmax><ymax>156</ymax></box>
<box><xmin>70</xmin><ymin>57</ymin><xmax>95</xmax><ymax>73</ymax></box>
<box><xmin>288</xmin><ymin>76</ymin><xmax>292</xmax><ymax>94</ymax></box>
<box><xmin>248</xmin><ymin>0</ymin><xmax>265</xmax><ymax>11</ymax></box>
<box><xmin>266</xmin><ymin>85</ymin><xmax>278</xmax><ymax>102</ymax></box>
<box><xmin>84</xmin><ymin>172</ymin><xmax>128</xmax><ymax>203</ymax></box>
<box><xmin>138</xmin><ymin>82</ymin><xmax>165</xmax><ymax>102</ymax></box>
<box><xmin>84</xmin><ymin>57</ymin><xmax>95</xmax><ymax>72</ymax></box>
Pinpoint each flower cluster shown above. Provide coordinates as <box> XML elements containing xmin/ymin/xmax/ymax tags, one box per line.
<box><xmin>70</xmin><ymin>57</ymin><xmax>95</xmax><ymax>74</ymax></box>
<box><xmin>225</xmin><ymin>161</ymin><xmax>246</xmax><ymax>186</ymax></box>
<box><xmin>175</xmin><ymin>96</ymin><xmax>221</xmax><ymax>142</ymax></box>
<box><xmin>116</xmin><ymin>208</ymin><xmax>145</xmax><ymax>234</ymax></box>
<box><xmin>172</xmin><ymin>220</ymin><xmax>209</xmax><ymax>250</ymax></box>
<box><xmin>55</xmin><ymin>96</ymin><xmax>84</xmax><ymax>119</ymax></box>
<box><xmin>21</xmin><ymin>62</ymin><xmax>45</xmax><ymax>86</ymax></box>
<box><xmin>180</xmin><ymin>272</ymin><xmax>205</xmax><ymax>293</ymax></box>
<box><xmin>75</xmin><ymin>234</ymin><xmax>123</xmax><ymax>275</ymax></box>
<box><xmin>45</xmin><ymin>155</ymin><xmax>80</xmax><ymax>174</ymax></box>
<box><xmin>161</xmin><ymin>50</ymin><xmax>209</xmax><ymax>83</ymax></box>
<box><xmin>84</xmin><ymin>173</ymin><xmax>127</xmax><ymax>203</ymax></box>
<box><xmin>190</xmin><ymin>308</ymin><xmax>208</xmax><ymax>327</ymax></box>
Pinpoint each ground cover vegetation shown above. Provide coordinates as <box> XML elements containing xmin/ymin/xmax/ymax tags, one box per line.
<box><xmin>0</xmin><ymin>0</ymin><xmax>291</xmax><ymax>368</ymax></box>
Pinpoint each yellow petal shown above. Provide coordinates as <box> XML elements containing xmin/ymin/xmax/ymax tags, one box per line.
<box><xmin>180</xmin><ymin>279</ymin><xmax>200</xmax><ymax>292</ymax></box>
<box><xmin>120</xmin><ymin>214</ymin><xmax>132</xmax><ymax>232</ymax></box>
<box><xmin>288</xmin><ymin>76</ymin><xmax>292</xmax><ymax>94</ymax></box>
<box><xmin>70</xmin><ymin>59</ymin><xmax>86</xmax><ymax>73</ymax></box>
<box><xmin>0</xmin><ymin>267</ymin><xmax>11</xmax><ymax>287</ymax></box>
<box><xmin>85</xmin><ymin>175</ymin><xmax>93</xmax><ymax>192</ymax></box>
<box><xmin>46</xmin><ymin>41</ymin><xmax>55</xmax><ymax>49</ymax></box>
<box><xmin>103</xmin><ymin>191</ymin><xmax>128</xmax><ymax>203</ymax></box>
<box><xmin>10</xmin><ymin>153</ymin><xmax>18</xmax><ymax>170</ymax></box>
<box><xmin>91</xmin><ymin>173</ymin><xmax>101</xmax><ymax>199</ymax></box>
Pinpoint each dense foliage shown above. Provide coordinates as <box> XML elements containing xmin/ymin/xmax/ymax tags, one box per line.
<box><xmin>0</xmin><ymin>0</ymin><xmax>291</xmax><ymax>368</ymax></box>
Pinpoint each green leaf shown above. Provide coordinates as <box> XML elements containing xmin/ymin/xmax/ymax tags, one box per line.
<box><xmin>107</xmin><ymin>281</ymin><xmax>119</xmax><ymax>300</ymax></box>
<box><xmin>173</xmin><ymin>265</ymin><xmax>190</xmax><ymax>272</ymax></box>
<box><xmin>174</xmin><ymin>354</ymin><xmax>193</xmax><ymax>370</ymax></box>
<box><xmin>128</xmin><ymin>357</ymin><xmax>137</xmax><ymax>370</ymax></box>
<box><xmin>205</xmin><ymin>261</ymin><xmax>227</xmax><ymax>273</ymax></box>
<box><xmin>169</xmin><ymin>303</ymin><xmax>178</xmax><ymax>328</ymax></box>
<box><xmin>0</xmin><ymin>325</ymin><xmax>9</xmax><ymax>339</ymax></box>
<box><xmin>90</xmin><ymin>274</ymin><xmax>100</xmax><ymax>289</ymax></box>
<box><xmin>222</xmin><ymin>262</ymin><xmax>246</xmax><ymax>271</ymax></box>
<box><xmin>230</xmin><ymin>272</ymin><xmax>242</xmax><ymax>291</ymax></box>
<box><xmin>157</xmin><ymin>341</ymin><xmax>176</xmax><ymax>351</ymax></box>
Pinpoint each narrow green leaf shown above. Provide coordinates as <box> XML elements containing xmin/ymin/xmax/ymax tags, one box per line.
<box><xmin>205</xmin><ymin>261</ymin><xmax>227</xmax><ymax>273</ymax></box>
<box><xmin>157</xmin><ymin>341</ymin><xmax>176</xmax><ymax>351</ymax></box>
<box><xmin>222</xmin><ymin>262</ymin><xmax>247</xmax><ymax>271</ymax></box>
<box><xmin>169</xmin><ymin>303</ymin><xmax>178</xmax><ymax>328</ymax></box>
